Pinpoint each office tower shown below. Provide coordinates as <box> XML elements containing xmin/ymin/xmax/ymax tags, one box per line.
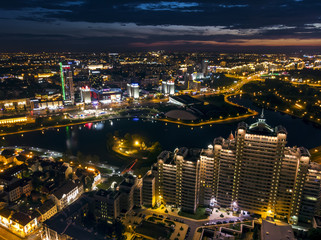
<box><xmin>127</xmin><ymin>83</ymin><xmax>139</xmax><ymax>99</ymax></box>
<box><xmin>60</xmin><ymin>63</ymin><xmax>75</xmax><ymax>105</ymax></box>
<box><xmin>162</xmin><ymin>81</ymin><xmax>168</xmax><ymax>94</ymax></box>
<box><xmin>65</xmin><ymin>70</ymin><xmax>75</xmax><ymax>104</ymax></box>
<box><xmin>161</xmin><ymin>81</ymin><xmax>175</xmax><ymax>95</ymax></box>
<box><xmin>202</xmin><ymin>59</ymin><xmax>209</xmax><ymax>75</ymax></box>
<box><xmin>167</xmin><ymin>81</ymin><xmax>175</xmax><ymax>95</ymax></box>
<box><xmin>80</xmin><ymin>86</ymin><xmax>91</xmax><ymax>104</ymax></box>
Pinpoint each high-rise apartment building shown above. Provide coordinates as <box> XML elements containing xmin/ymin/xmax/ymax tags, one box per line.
<box><xmin>142</xmin><ymin>171</ymin><xmax>156</xmax><ymax>207</ymax></box>
<box><xmin>155</xmin><ymin>114</ymin><xmax>321</xmax><ymax>224</ymax></box>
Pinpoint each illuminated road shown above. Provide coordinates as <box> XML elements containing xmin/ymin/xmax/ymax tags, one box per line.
<box><xmin>0</xmin><ymin>72</ymin><xmax>263</xmax><ymax>135</ymax></box>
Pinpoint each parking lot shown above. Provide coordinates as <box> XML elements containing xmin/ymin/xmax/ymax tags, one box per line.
<box><xmin>122</xmin><ymin>206</ymin><xmax>254</xmax><ymax>240</ymax></box>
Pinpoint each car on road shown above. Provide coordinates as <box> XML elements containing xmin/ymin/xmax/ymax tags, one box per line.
<box><xmin>216</xmin><ymin>221</ymin><xmax>222</xmax><ymax>224</ymax></box>
<box><xmin>229</xmin><ymin>220</ymin><xmax>234</xmax><ymax>223</ymax></box>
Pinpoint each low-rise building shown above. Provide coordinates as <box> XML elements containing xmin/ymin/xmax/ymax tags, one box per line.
<box><xmin>51</xmin><ymin>181</ymin><xmax>83</xmax><ymax>210</ymax></box>
<box><xmin>5</xmin><ymin>178</ymin><xmax>32</xmax><ymax>202</ymax></box>
<box><xmin>0</xmin><ymin>208</ymin><xmax>38</xmax><ymax>238</ymax></box>
<box><xmin>36</xmin><ymin>199</ymin><xmax>57</xmax><ymax>222</ymax></box>
<box><xmin>43</xmin><ymin>196</ymin><xmax>96</xmax><ymax>240</ymax></box>
<box><xmin>261</xmin><ymin>219</ymin><xmax>295</xmax><ymax>240</ymax></box>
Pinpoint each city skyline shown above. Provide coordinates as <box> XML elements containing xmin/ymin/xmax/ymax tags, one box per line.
<box><xmin>0</xmin><ymin>1</ymin><xmax>321</xmax><ymax>51</ymax></box>
<box><xmin>1</xmin><ymin>1</ymin><xmax>321</xmax><ymax>239</ymax></box>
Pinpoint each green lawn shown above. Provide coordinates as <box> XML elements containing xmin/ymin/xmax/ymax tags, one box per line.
<box><xmin>97</xmin><ymin>167</ymin><xmax>113</xmax><ymax>174</ymax></box>
<box><xmin>135</xmin><ymin>221</ymin><xmax>172</xmax><ymax>239</ymax></box>
<box><xmin>96</xmin><ymin>175</ymin><xmax>124</xmax><ymax>190</ymax></box>
<box><xmin>178</xmin><ymin>207</ymin><xmax>208</xmax><ymax>220</ymax></box>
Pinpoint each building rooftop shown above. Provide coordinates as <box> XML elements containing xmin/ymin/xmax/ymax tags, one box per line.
<box><xmin>11</xmin><ymin>212</ymin><xmax>35</xmax><ymax>226</ymax></box>
<box><xmin>52</xmin><ymin>181</ymin><xmax>79</xmax><ymax>200</ymax></box>
<box><xmin>95</xmin><ymin>189</ymin><xmax>120</xmax><ymax>200</ymax></box>
<box><xmin>245</xmin><ymin>111</ymin><xmax>287</xmax><ymax>137</ymax></box>
<box><xmin>44</xmin><ymin>196</ymin><xmax>103</xmax><ymax>240</ymax></box>
<box><xmin>201</xmin><ymin>148</ymin><xmax>214</xmax><ymax>158</ymax></box>
<box><xmin>169</xmin><ymin>95</ymin><xmax>202</xmax><ymax>106</ymax></box>
<box><xmin>0</xmin><ymin>208</ymin><xmax>12</xmax><ymax>219</ymax></box>
<box><xmin>261</xmin><ymin>219</ymin><xmax>295</xmax><ymax>240</ymax></box>
<box><xmin>176</xmin><ymin>147</ymin><xmax>201</xmax><ymax>162</ymax></box>
<box><xmin>37</xmin><ymin>199</ymin><xmax>56</xmax><ymax>215</ymax></box>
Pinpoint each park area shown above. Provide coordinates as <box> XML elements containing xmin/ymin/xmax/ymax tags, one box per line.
<box><xmin>135</xmin><ymin>221</ymin><xmax>173</xmax><ymax>239</ymax></box>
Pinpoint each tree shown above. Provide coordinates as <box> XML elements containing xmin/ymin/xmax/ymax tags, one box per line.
<box><xmin>220</xmin><ymin>214</ymin><xmax>224</xmax><ymax>218</ymax></box>
<box><xmin>106</xmin><ymin>133</ymin><xmax>115</xmax><ymax>149</ymax></box>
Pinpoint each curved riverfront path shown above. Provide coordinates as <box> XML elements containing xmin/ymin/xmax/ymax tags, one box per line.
<box><xmin>157</xmin><ymin>93</ymin><xmax>258</xmax><ymax>127</ymax></box>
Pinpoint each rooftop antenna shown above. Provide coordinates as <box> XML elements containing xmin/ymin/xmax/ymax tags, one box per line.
<box><xmin>259</xmin><ymin>108</ymin><xmax>266</xmax><ymax>122</ymax></box>
<box><xmin>261</xmin><ymin>108</ymin><xmax>264</xmax><ymax>119</ymax></box>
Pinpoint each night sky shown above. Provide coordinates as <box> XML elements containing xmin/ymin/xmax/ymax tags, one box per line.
<box><xmin>0</xmin><ymin>0</ymin><xmax>321</xmax><ymax>52</ymax></box>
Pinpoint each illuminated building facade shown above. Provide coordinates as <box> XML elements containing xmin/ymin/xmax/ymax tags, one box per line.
<box><xmin>156</xmin><ymin>114</ymin><xmax>321</xmax><ymax>224</ymax></box>
<box><xmin>142</xmin><ymin>171</ymin><xmax>156</xmax><ymax>207</ymax></box>
<box><xmin>0</xmin><ymin>209</ymin><xmax>38</xmax><ymax>238</ymax></box>
<box><xmin>30</xmin><ymin>99</ymin><xmax>63</xmax><ymax>110</ymax></box>
<box><xmin>157</xmin><ymin>148</ymin><xmax>201</xmax><ymax>213</ymax></box>
<box><xmin>94</xmin><ymin>189</ymin><xmax>120</xmax><ymax>222</ymax></box>
<box><xmin>60</xmin><ymin>63</ymin><xmax>75</xmax><ymax>105</ymax></box>
<box><xmin>50</xmin><ymin>181</ymin><xmax>83</xmax><ymax>210</ymax></box>
<box><xmin>0</xmin><ymin>98</ymin><xmax>30</xmax><ymax>111</ymax></box>
<box><xmin>162</xmin><ymin>80</ymin><xmax>175</xmax><ymax>95</ymax></box>
<box><xmin>80</xmin><ymin>86</ymin><xmax>92</xmax><ymax>104</ymax></box>
<box><xmin>36</xmin><ymin>200</ymin><xmax>57</xmax><ymax>222</ymax></box>
<box><xmin>0</xmin><ymin>116</ymin><xmax>33</xmax><ymax>126</ymax></box>
<box><xmin>127</xmin><ymin>83</ymin><xmax>139</xmax><ymax>99</ymax></box>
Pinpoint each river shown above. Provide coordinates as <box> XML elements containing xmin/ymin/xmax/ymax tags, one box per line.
<box><xmin>2</xmin><ymin>96</ymin><xmax>321</xmax><ymax>167</ymax></box>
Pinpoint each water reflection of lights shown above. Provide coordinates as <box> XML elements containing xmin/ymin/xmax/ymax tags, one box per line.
<box><xmin>95</xmin><ymin>123</ymin><xmax>104</xmax><ymax>130</ymax></box>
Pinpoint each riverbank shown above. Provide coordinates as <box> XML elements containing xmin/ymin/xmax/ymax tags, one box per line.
<box><xmin>0</xmin><ymin>94</ymin><xmax>259</xmax><ymax>135</ymax></box>
<box><xmin>157</xmin><ymin>94</ymin><xmax>258</xmax><ymax>127</ymax></box>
